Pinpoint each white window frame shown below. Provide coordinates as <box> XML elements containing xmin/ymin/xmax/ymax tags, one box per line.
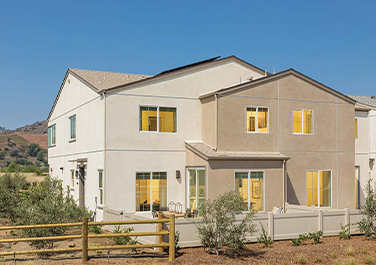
<box><xmin>186</xmin><ymin>167</ymin><xmax>206</xmax><ymax>211</ymax></box>
<box><xmin>292</xmin><ymin>108</ymin><xmax>314</xmax><ymax>135</ymax></box>
<box><xmin>69</xmin><ymin>115</ymin><xmax>76</xmax><ymax>141</ymax></box>
<box><xmin>245</xmin><ymin>106</ymin><xmax>269</xmax><ymax>134</ymax></box>
<box><xmin>135</xmin><ymin>171</ymin><xmax>168</xmax><ymax>213</ymax></box>
<box><xmin>139</xmin><ymin>105</ymin><xmax>178</xmax><ymax>134</ymax></box>
<box><xmin>48</xmin><ymin>124</ymin><xmax>56</xmax><ymax>147</ymax></box>
<box><xmin>306</xmin><ymin>169</ymin><xmax>332</xmax><ymax>208</ymax></box>
<box><xmin>98</xmin><ymin>170</ymin><xmax>104</xmax><ymax>207</ymax></box>
<box><xmin>233</xmin><ymin>170</ymin><xmax>265</xmax><ymax>213</ymax></box>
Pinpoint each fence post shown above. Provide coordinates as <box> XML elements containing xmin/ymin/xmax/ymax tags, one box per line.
<box><xmin>344</xmin><ymin>208</ymin><xmax>350</xmax><ymax>232</ymax></box>
<box><xmin>268</xmin><ymin>212</ymin><xmax>274</xmax><ymax>241</ymax></box>
<box><xmin>169</xmin><ymin>214</ymin><xmax>175</xmax><ymax>262</ymax></box>
<box><xmin>82</xmin><ymin>217</ymin><xmax>88</xmax><ymax>262</ymax></box>
<box><xmin>158</xmin><ymin>213</ymin><xmax>163</xmax><ymax>252</ymax></box>
<box><xmin>318</xmin><ymin>210</ymin><xmax>323</xmax><ymax>232</ymax></box>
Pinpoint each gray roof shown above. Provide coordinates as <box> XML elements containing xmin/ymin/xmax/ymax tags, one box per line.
<box><xmin>346</xmin><ymin>94</ymin><xmax>376</xmax><ymax>108</ymax></box>
<box><xmin>69</xmin><ymin>69</ymin><xmax>152</xmax><ymax>92</ymax></box>
<box><xmin>185</xmin><ymin>141</ymin><xmax>289</xmax><ymax>161</ymax></box>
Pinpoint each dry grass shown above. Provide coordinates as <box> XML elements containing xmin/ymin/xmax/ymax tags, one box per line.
<box><xmin>364</xmin><ymin>256</ymin><xmax>375</xmax><ymax>265</ymax></box>
<box><xmin>346</xmin><ymin>246</ymin><xmax>355</xmax><ymax>256</ymax></box>
<box><xmin>297</xmin><ymin>254</ymin><xmax>307</xmax><ymax>264</ymax></box>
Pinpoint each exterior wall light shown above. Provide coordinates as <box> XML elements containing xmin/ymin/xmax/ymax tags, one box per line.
<box><xmin>168</xmin><ymin>201</ymin><xmax>176</xmax><ymax>212</ymax></box>
<box><xmin>176</xmin><ymin>202</ymin><xmax>182</xmax><ymax>214</ymax></box>
<box><xmin>176</xmin><ymin>170</ymin><xmax>181</xmax><ymax>179</ymax></box>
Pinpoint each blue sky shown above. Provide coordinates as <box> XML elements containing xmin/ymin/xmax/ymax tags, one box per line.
<box><xmin>0</xmin><ymin>0</ymin><xmax>375</xmax><ymax>129</ymax></box>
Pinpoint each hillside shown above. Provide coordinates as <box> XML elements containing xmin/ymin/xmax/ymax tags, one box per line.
<box><xmin>0</xmin><ymin>121</ymin><xmax>48</xmax><ymax>172</ymax></box>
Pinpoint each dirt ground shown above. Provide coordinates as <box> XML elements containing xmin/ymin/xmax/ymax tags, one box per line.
<box><xmin>2</xmin><ymin>234</ymin><xmax>376</xmax><ymax>264</ymax></box>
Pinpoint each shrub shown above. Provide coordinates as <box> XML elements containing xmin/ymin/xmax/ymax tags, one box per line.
<box><xmin>175</xmin><ymin>231</ymin><xmax>180</xmax><ymax>254</ymax></box>
<box><xmin>339</xmin><ymin>223</ymin><xmax>351</xmax><ymax>240</ymax></box>
<box><xmin>17</xmin><ymin>177</ymin><xmax>91</xmax><ymax>250</ymax></box>
<box><xmin>308</xmin><ymin>231</ymin><xmax>323</xmax><ymax>244</ymax></box>
<box><xmin>330</xmin><ymin>252</ymin><xmax>338</xmax><ymax>259</ymax></box>
<box><xmin>111</xmin><ymin>226</ymin><xmax>138</xmax><ymax>246</ymax></box>
<box><xmin>314</xmin><ymin>257</ymin><xmax>322</xmax><ymax>263</ymax></box>
<box><xmin>358</xmin><ymin>178</ymin><xmax>376</xmax><ymax>238</ymax></box>
<box><xmin>291</xmin><ymin>233</ymin><xmax>309</xmax><ymax>246</ymax></box>
<box><xmin>89</xmin><ymin>225</ymin><xmax>103</xmax><ymax>234</ymax></box>
<box><xmin>257</xmin><ymin>223</ymin><xmax>273</xmax><ymax>248</ymax></box>
<box><xmin>297</xmin><ymin>254</ymin><xmax>307</xmax><ymax>264</ymax></box>
<box><xmin>0</xmin><ymin>173</ymin><xmax>30</xmax><ymax>221</ymax></box>
<box><xmin>193</xmin><ymin>191</ymin><xmax>256</xmax><ymax>256</ymax></box>
<box><xmin>346</xmin><ymin>257</ymin><xmax>356</xmax><ymax>265</ymax></box>
<box><xmin>345</xmin><ymin>246</ymin><xmax>355</xmax><ymax>256</ymax></box>
<box><xmin>364</xmin><ymin>256</ymin><xmax>374</xmax><ymax>265</ymax></box>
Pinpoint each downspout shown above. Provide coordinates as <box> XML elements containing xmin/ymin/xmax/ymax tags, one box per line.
<box><xmin>215</xmin><ymin>93</ymin><xmax>218</xmax><ymax>151</ymax></box>
<box><xmin>103</xmin><ymin>92</ymin><xmax>107</xmax><ymax>219</ymax></box>
<box><xmin>283</xmin><ymin>159</ymin><xmax>286</xmax><ymax>213</ymax></box>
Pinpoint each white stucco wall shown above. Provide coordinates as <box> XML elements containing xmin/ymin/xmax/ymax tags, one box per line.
<box><xmin>370</xmin><ymin>109</ymin><xmax>376</xmax><ymax>183</ymax></box>
<box><xmin>105</xmin><ymin>60</ymin><xmax>264</xmax><ymax>212</ymax></box>
<box><xmin>48</xmin><ymin>73</ymin><xmax>105</xmax><ymax>220</ymax></box>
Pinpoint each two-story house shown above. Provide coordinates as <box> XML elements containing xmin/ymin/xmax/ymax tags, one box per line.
<box><xmin>48</xmin><ymin>56</ymin><xmax>356</xmax><ymax>220</ymax></box>
<box><xmin>347</xmin><ymin>95</ymin><xmax>376</xmax><ymax>208</ymax></box>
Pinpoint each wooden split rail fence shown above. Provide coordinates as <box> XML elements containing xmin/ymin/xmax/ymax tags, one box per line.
<box><xmin>0</xmin><ymin>213</ymin><xmax>176</xmax><ymax>262</ymax></box>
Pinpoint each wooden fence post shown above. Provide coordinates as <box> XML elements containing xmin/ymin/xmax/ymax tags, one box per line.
<box><xmin>82</xmin><ymin>217</ymin><xmax>89</xmax><ymax>262</ymax></box>
<box><xmin>169</xmin><ymin>214</ymin><xmax>175</xmax><ymax>262</ymax></box>
<box><xmin>158</xmin><ymin>213</ymin><xmax>163</xmax><ymax>252</ymax></box>
<box><xmin>268</xmin><ymin>212</ymin><xmax>274</xmax><ymax>241</ymax></box>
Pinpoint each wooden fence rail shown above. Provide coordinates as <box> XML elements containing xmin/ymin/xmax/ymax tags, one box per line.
<box><xmin>0</xmin><ymin>213</ymin><xmax>175</xmax><ymax>262</ymax></box>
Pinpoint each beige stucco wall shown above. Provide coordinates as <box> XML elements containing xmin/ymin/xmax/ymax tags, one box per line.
<box><xmin>203</xmin><ymin>73</ymin><xmax>355</xmax><ymax>209</ymax></box>
<box><xmin>48</xmin><ymin>73</ymin><xmax>105</xmax><ymax>220</ymax></box>
<box><xmin>201</xmin><ymin>97</ymin><xmax>216</xmax><ymax>148</ymax></box>
<box><xmin>105</xmin><ymin>60</ymin><xmax>264</xmax><ymax>212</ymax></box>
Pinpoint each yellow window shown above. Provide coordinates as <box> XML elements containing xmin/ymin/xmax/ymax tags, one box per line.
<box><xmin>140</xmin><ymin>107</ymin><xmax>158</xmax><ymax>131</ymax></box>
<box><xmin>99</xmin><ymin>171</ymin><xmax>103</xmax><ymax>205</ymax></box>
<box><xmin>71</xmin><ymin>170</ymin><xmax>75</xmax><ymax>188</ymax></box>
<box><xmin>307</xmin><ymin>170</ymin><xmax>331</xmax><ymax>207</ymax></box>
<box><xmin>293</xmin><ymin>110</ymin><xmax>302</xmax><ymax>133</ymax></box>
<box><xmin>136</xmin><ymin>172</ymin><xmax>167</xmax><ymax>212</ymax></box>
<box><xmin>235</xmin><ymin>172</ymin><xmax>249</xmax><ymax>211</ymax></box>
<box><xmin>246</xmin><ymin>107</ymin><xmax>268</xmax><ymax>133</ymax></box>
<box><xmin>355</xmin><ymin>118</ymin><xmax>358</xmax><ymax>139</ymax></box>
<box><xmin>303</xmin><ymin>110</ymin><xmax>313</xmax><ymax>134</ymax></box>
<box><xmin>152</xmin><ymin>172</ymin><xmax>167</xmax><ymax>211</ymax></box>
<box><xmin>159</xmin><ymin>107</ymin><xmax>177</xmax><ymax>133</ymax></box>
<box><xmin>136</xmin><ymin>173</ymin><xmax>151</xmax><ymax>211</ymax></box>
<box><xmin>235</xmin><ymin>171</ymin><xmax>264</xmax><ymax>212</ymax></box>
<box><xmin>188</xmin><ymin>168</ymin><xmax>206</xmax><ymax>211</ymax></box>
<box><xmin>258</xmin><ymin>108</ymin><xmax>268</xmax><ymax>133</ymax></box>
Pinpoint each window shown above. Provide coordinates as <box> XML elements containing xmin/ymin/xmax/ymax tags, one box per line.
<box><xmin>307</xmin><ymin>170</ymin><xmax>331</xmax><ymax>207</ymax></box>
<box><xmin>235</xmin><ymin>171</ymin><xmax>264</xmax><ymax>211</ymax></box>
<box><xmin>71</xmin><ymin>170</ymin><xmax>75</xmax><ymax>188</ymax></box>
<box><xmin>355</xmin><ymin>118</ymin><xmax>358</xmax><ymax>139</ymax></box>
<box><xmin>140</xmin><ymin>106</ymin><xmax>177</xmax><ymax>133</ymax></box>
<box><xmin>48</xmin><ymin>125</ymin><xmax>56</xmax><ymax>146</ymax></box>
<box><xmin>99</xmin><ymin>170</ymin><xmax>103</xmax><ymax>206</ymax></box>
<box><xmin>187</xmin><ymin>168</ymin><xmax>205</xmax><ymax>211</ymax></box>
<box><xmin>246</xmin><ymin>107</ymin><xmax>269</xmax><ymax>133</ymax></box>
<box><xmin>136</xmin><ymin>172</ymin><xmax>167</xmax><ymax>212</ymax></box>
<box><xmin>293</xmin><ymin>109</ymin><xmax>313</xmax><ymax>134</ymax></box>
<box><xmin>70</xmin><ymin>115</ymin><xmax>76</xmax><ymax>140</ymax></box>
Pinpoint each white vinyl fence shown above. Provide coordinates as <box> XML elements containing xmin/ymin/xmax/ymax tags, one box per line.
<box><xmin>103</xmin><ymin>204</ymin><xmax>364</xmax><ymax>248</ymax></box>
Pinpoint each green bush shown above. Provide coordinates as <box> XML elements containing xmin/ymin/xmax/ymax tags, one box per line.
<box><xmin>339</xmin><ymin>223</ymin><xmax>351</xmax><ymax>240</ymax></box>
<box><xmin>358</xmin><ymin>178</ymin><xmax>376</xmax><ymax>238</ymax></box>
<box><xmin>193</xmin><ymin>191</ymin><xmax>256</xmax><ymax>256</ymax></box>
<box><xmin>17</xmin><ymin>177</ymin><xmax>91</xmax><ymax>250</ymax></box>
<box><xmin>0</xmin><ymin>173</ymin><xmax>30</xmax><ymax>221</ymax></box>
<box><xmin>89</xmin><ymin>224</ymin><xmax>103</xmax><ymax>234</ymax></box>
<box><xmin>111</xmin><ymin>226</ymin><xmax>138</xmax><ymax>246</ymax></box>
<box><xmin>308</xmin><ymin>231</ymin><xmax>323</xmax><ymax>244</ymax></box>
<box><xmin>257</xmin><ymin>223</ymin><xmax>273</xmax><ymax>247</ymax></box>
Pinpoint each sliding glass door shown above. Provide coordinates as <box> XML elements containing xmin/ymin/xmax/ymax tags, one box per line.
<box><xmin>187</xmin><ymin>168</ymin><xmax>205</xmax><ymax>211</ymax></box>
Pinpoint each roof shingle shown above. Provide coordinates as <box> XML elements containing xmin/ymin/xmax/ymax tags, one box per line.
<box><xmin>347</xmin><ymin>94</ymin><xmax>376</xmax><ymax>108</ymax></box>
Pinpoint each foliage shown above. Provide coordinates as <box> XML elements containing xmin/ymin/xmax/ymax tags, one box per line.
<box><xmin>111</xmin><ymin>226</ymin><xmax>138</xmax><ymax>246</ymax></box>
<box><xmin>308</xmin><ymin>231</ymin><xmax>323</xmax><ymax>244</ymax></box>
<box><xmin>175</xmin><ymin>231</ymin><xmax>180</xmax><ymax>254</ymax></box>
<box><xmin>17</xmin><ymin>177</ymin><xmax>91</xmax><ymax>250</ymax></box>
<box><xmin>291</xmin><ymin>233</ymin><xmax>309</xmax><ymax>246</ymax></box>
<box><xmin>36</xmin><ymin>151</ymin><xmax>44</xmax><ymax>161</ymax></box>
<box><xmin>358</xmin><ymin>178</ymin><xmax>376</xmax><ymax>238</ymax></box>
<box><xmin>0</xmin><ymin>150</ymin><xmax>5</xmax><ymax>160</ymax></box>
<box><xmin>339</xmin><ymin>223</ymin><xmax>351</xmax><ymax>240</ymax></box>
<box><xmin>89</xmin><ymin>224</ymin><xmax>103</xmax><ymax>234</ymax></box>
<box><xmin>257</xmin><ymin>223</ymin><xmax>273</xmax><ymax>248</ymax></box>
<box><xmin>26</xmin><ymin>143</ymin><xmax>42</xmax><ymax>157</ymax></box>
<box><xmin>297</xmin><ymin>254</ymin><xmax>307</xmax><ymax>264</ymax></box>
<box><xmin>364</xmin><ymin>256</ymin><xmax>375</xmax><ymax>265</ymax></box>
<box><xmin>10</xmin><ymin>149</ymin><xmax>19</xmax><ymax>157</ymax></box>
<box><xmin>345</xmin><ymin>246</ymin><xmax>355</xmax><ymax>256</ymax></box>
<box><xmin>0</xmin><ymin>173</ymin><xmax>30</xmax><ymax>221</ymax></box>
<box><xmin>314</xmin><ymin>257</ymin><xmax>322</xmax><ymax>263</ymax></box>
<box><xmin>192</xmin><ymin>191</ymin><xmax>256</xmax><ymax>256</ymax></box>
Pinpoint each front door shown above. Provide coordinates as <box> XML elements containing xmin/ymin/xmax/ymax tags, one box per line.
<box><xmin>187</xmin><ymin>168</ymin><xmax>205</xmax><ymax>211</ymax></box>
<box><xmin>78</xmin><ymin>164</ymin><xmax>86</xmax><ymax>207</ymax></box>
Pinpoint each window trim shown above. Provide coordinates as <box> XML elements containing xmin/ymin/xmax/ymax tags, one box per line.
<box><xmin>186</xmin><ymin>167</ymin><xmax>206</xmax><ymax>211</ymax></box>
<box><xmin>245</xmin><ymin>106</ymin><xmax>269</xmax><ymax>134</ymax></box>
<box><xmin>355</xmin><ymin>118</ymin><xmax>358</xmax><ymax>139</ymax></box>
<box><xmin>306</xmin><ymin>169</ymin><xmax>332</xmax><ymax>208</ymax></box>
<box><xmin>69</xmin><ymin>115</ymin><xmax>77</xmax><ymax>141</ymax></box>
<box><xmin>233</xmin><ymin>170</ymin><xmax>266</xmax><ymax>213</ymax></box>
<box><xmin>48</xmin><ymin>124</ymin><xmax>56</xmax><ymax>147</ymax></box>
<box><xmin>135</xmin><ymin>171</ymin><xmax>169</xmax><ymax>213</ymax></box>
<box><xmin>70</xmin><ymin>170</ymin><xmax>75</xmax><ymax>190</ymax></box>
<box><xmin>139</xmin><ymin>105</ymin><xmax>178</xmax><ymax>134</ymax></box>
<box><xmin>98</xmin><ymin>170</ymin><xmax>104</xmax><ymax>207</ymax></box>
<box><xmin>292</xmin><ymin>108</ymin><xmax>314</xmax><ymax>135</ymax></box>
